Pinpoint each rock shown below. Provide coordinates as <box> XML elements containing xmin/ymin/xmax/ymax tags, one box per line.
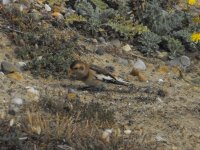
<box><xmin>44</xmin><ymin>4</ymin><xmax>51</xmax><ymax>12</ymax></box>
<box><xmin>52</xmin><ymin>12</ymin><xmax>64</xmax><ymax>19</ymax></box>
<box><xmin>95</xmin><ymin>49</ymin><xmax>105</xmax><ymax>55</ymax></box>
<box><xmin>158</xmin><ymin>78</ymin><xmax>164</xmax><ymax>83</ymax></box>
<box><xmin>155</xmin><ymin>134</ymin><xmax>167</xmax><ymax>142</ymax></box>
<box><xmin>122</xmin><ymin>44</ymin><xmax>132</xmax><ymax>52</ymax></box>
<box><xmin>118</xmin><ymin>58</ymin><xmax>129</xmax><ymax>66</ymax></box>
<box><xmin>7</xmin><ymin>72</ymin><xmax>24</xmax><ymax>81</ymax></box>
<box><xmin>17</xmin><ymin>61</ymin><xmax>27</xmax><ymax>70</ymax></box>
<box><xmin>26</xmin><ymin>86</ymin><xmax>40</xmax><ymax>101</ymax></box>
<box><xmin>130</xmin><ymin>67</ymin><xmax>140</xmax><ymax>76</ymax></box>
<box><xmin>110</xmin><ymin>39</ymin><xmax>121</xmax><ymax>48</ymax></box>
<box><xmin>102</xmin><ymin>129</ymin><xmax>112</xmax><ymax>143</ymax></box>
<box><xmin>124</xmin><ymin>129</ymin><xmax>132</xmax><ymax>135</ymax></box>
<box><xmin>98</xmin><ymin>37</ymin><xmax>106</xmax><ymax>44</ymax></box>
<box><xmin>57</xmin><ymin>145</ymin><xmax>72</xmax><ymax>150</ymax></box>
<box><xmin>9</xmin><ymin>118</ymin><xmax>15</xmax><ymax>127</ymax></box>
<box><xmin>91</xmin><ymin>38</ymin><xmax>98</xmax><ymax>43</ymax></box>
<box><xmin>1</xmin><ymin>61</ymin><xmax>20</xmax><ymax>74</ymax></box>
<box><xmin>133</xmin><ymin>59</ymin><xmax>146</xmax><ymax>70</ymax></box>
<box><xmin>12</xmin><ymin>97</ymin><xmax>23</xmax><ymax>105</ymax></box>
<box><xmin>180</xmin><ymin>56</ymin><xmax>190</xmax><ymax>67</ymax></box>
<box><xmin>168</xmin><ymin>55</ymin><xmax>191</xmax><ymax>70</ymax></box>
<box><xmin>138</xmin><ymin>74</ymin><xmax>147</xmax><ymax>82</ymax></box>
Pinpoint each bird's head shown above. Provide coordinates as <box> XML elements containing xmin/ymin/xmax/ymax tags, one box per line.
<box><xmin>68</xmin><ymin>60</ymin><xmax>89</xmax><ymax>80</ymax></box>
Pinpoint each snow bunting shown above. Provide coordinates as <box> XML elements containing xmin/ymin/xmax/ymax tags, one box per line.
<box><xmin>68</xmin><ymin>60</ymin><xmax>129</xmax><ymax>89</ymax></box>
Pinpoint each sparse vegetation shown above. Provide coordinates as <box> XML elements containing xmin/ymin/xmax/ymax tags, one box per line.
<box><xmin>0</xmin><ymin>0</ymin><xmax>199</xmax><ymax>149</ymax></box>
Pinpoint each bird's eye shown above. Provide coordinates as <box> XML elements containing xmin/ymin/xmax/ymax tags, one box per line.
<box><xmin>80</xmin><ymin>66</ymin><xmax>84</xmax><ymax>70</ymax></box>
<box><xmin>73</xmin><ymin>67</ymin><xmax>79</xmax><ymax>70</ymax></box>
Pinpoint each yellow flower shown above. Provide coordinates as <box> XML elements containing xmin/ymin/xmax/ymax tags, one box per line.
<box><xmin>191</xmin><ymin>32</ymin><xmax>200</xmax><ymax>42</ymax></box>
<box><xmin>188</xmin><ymin>0</ymin><xmax>196</xmax><ymax>5</ymax></box>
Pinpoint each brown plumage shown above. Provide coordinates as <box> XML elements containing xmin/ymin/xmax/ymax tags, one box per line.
<box><xmin>68</xmin><ymin>60</ymin><xmax>129</xmax><ymax>88</ymax></box>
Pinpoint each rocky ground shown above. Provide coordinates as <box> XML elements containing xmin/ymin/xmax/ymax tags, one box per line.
<box><xmin>0</xmin><ymin>26</ymin><xmax>200</xmax><ymax>150</ymax></box>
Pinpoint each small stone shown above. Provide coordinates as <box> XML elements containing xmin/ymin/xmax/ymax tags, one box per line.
<box><xmin>158</xmin><ymin>79</ymin><xmax>164</xmax><ymax>83</ymax></box>
<box><xmin>110</xmin><ymin>39</ymin><xmax>121</xmax><ymax>48</ymax></box>
<box><xmin>122</xmin><ymin>44</ymin><xmax>132</xmax><ymax>52</ymax></box>
<box><xmin>12</xmin><ymin>97</ymin><xmax>23</xmax><ymax>105</ymax></box>
<box><xmin>130</xmin><ymin>67</ymin><xmax>140</xmax><ymax>76</ymax></box>
<box><xmin>124</xmin><ymin>129</ymin><xmax>131</xmax><ymax>135</ymax></box>
<box><xmin>168</xmin><ymin>55</ymin><xmax>190</xmax><ymax>70</ymax></box>
<box><xmin>57</xmin><ymin>145</ymin><xmax>72</xmax><ymax>150</ymax></box>
<box><xmin>155</xmin><ymin>135</ymin><xmax>167</xmax><ymax>142</ymax></box>
<box><xmin>180</xmin><ymin>56</ymin><xmax>190</xmax><ymax>67</ymax></box>
<box><xmin>102</xmin><ymin>129</ymin><xmax>112</xmax><ymax>143</ymax></box>
<box><xmin>92</xmin><ymin>39</ymin><xmax>98</xmax><ymax>43</ymax></box>
<box><xmin>1</xmin><ymin>61</ymin><xmax>20</xmax><ymax>74</ymax></box>
<box><xmin>133</xmin><ymin>59</ymin><xmax>146</xmax><ymax>70</ymax></box>
<box><xmin>7</xmin><ymin>72</ymin><xmax>24</xmax><ymax>81</ymax></box>
<box><xmin>19</xmin><ymin>39</ymin><xmax>26</xmax><ymax>46</ymax></box>
<box><xmin>37</xmin><ymin>56</ymin><xmax>43</xmax><ymax>60</ymax></box>
<box><xmin>52</xmin><ymin>12</ymin><xmax>64</xmax><ymax>19</ymax></box>
<box><xmin>138</xmin><ymin>74</ymin><xmax>147</xmax><ymax>82</ymax></box>
<box><xmin>95</xmin><ymin>49</ymin><xmax>105</xmax><ymax>55</ymax></box>
<box><xmin>18</xmin><ymin>61</ymin><xmax>27</xmax><ymax>67</ymax></box>
<box><xmin>44</xmin><ymin>4</ymin><xmax>51</xmax><ymax>12</ymax></box>
<box><xmin>9</xmin><ymin>118</ymin><xmax>15</xmax><ymax>126</ymax></box>
<box><xmin>156</xmin><ymin>97</ymin><xmax>163</xmax><ymax>103</ymax></box>
<box><xmin>118</xmin><ymin>58</ymin><xmax>129</xmax><ymax>66</ymax></box>
<box><xmin>26</xmin><ymin>87</ymin><xmax>40</xmax><ymax>101</ymax></box>
<box><xmin>98</xmin><ymin>37</ymin><xmax>106</xmax><ymax>43</ymax></box>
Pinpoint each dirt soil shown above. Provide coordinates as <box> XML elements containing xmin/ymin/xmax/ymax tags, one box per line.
<box><xmin>0</xmin><ymin>24</ymin><xmax>200</xmax><ymax>149</ymax></box>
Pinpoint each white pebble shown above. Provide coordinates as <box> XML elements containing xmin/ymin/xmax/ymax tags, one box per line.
<box><xmin>18</xmin><ymin>61</ymin><xmax>27</xmax><ymax>67</ymax></box>
<box><xmin>105</xmin><ymin>129</ymin><xmax>112</xmax><ymax>134</ymax></box>
<box><xmin>158</xmin><ymin>79</ymin><xmax>164</xmax><ymax>83</ymax></box>
<box><xmin>26</xmin><ymin>87</ymin><xmax>39</xmax><ymax>95</ymax></box>
<box><xmin>45</xmin><ymin>4</ymin><xmax>51</xmax><ymax>12</ymax></box>
<box><xmin>133</xmin><ymin>59</ymin><xmax>146</xmax><ymax>70</ymax></box>
<box><xmin>102</xmin><ymin>129</ymin><xmax>112</xmax><ymax>142</ymax></box>
<box><xmin>155</xmin><ymin>135</ymin><xmax>167</xmax><ymax>142</ymax></box>
<box><xmin>12</xmin><ymin>97</ymin><xmax>23</xmax><ymax>105</ymax></box>
<box><xmin>124</xmin><ymin>129</ymin><xmax>132</xmax><ymax>135</ymax></box>
<box><xmin>9</xmin><ymin>118</ymin><xmax>15</xmax><ymax>126</ymax></box>
<box><xmin>122</xmin><ymin>44</ymin><xmax>132</xmax><ymax>52</ymax></box>
<box><xmin>156</xmin><ymin>97</ymin><xmax>163</xmax><ymax>103</ymax></box>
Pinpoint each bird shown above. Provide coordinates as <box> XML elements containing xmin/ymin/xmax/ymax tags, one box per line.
<box><xmin>68</xmin><ymin>60</ymin><xmax>130</xmax><ymax>89</ymax></box>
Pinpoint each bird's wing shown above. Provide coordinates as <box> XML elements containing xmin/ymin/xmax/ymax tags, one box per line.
<box><xmin>90</xmin><ymin>64</ymin><xmax>130</xmax><ymax>85</ymax></box>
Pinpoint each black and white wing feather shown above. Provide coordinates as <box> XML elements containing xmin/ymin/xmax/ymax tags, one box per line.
<box><xmin>90</xmin><ymin>64</ymin><xmax>129</xmax><ymax>85</ymax></box>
